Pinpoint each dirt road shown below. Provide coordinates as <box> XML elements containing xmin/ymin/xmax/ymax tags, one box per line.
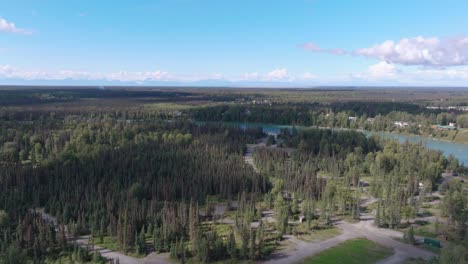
<box><xmin>353</xmin><ymin>220</ymin><xmax>435</xmax><ymax>264</ymax></box>
<box><xmin>263</xmin><ymin>223</ymin><xmax>361</xmax><ymax>264</ymax></box>
<box><xmin>262</xmin><ymin>220</ymin><xmax>435</xmax><ymax>264</ymax></box>
<box><xmin>35</xmin><ymin>209</ymin><xmax>170</xmax><ymax>264</ymax></box>
<box><xmin>244</xmin><ymin>143</ymin><xmax>260</xmax><ymax>173</ymax></box>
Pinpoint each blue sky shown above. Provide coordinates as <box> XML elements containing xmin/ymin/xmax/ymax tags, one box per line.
<box><xmin>1</xmin><ymin>0</ymin><xmax>468</xmax><ymax>86</ymax></box>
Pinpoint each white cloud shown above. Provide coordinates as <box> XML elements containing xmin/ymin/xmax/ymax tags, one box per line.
<box><xmin>367</xmin><ymin>61</ymin><xmax>398</xmax><ymax>78</ymax></box>
<box><xmin>356</xmin><ymin>36</ymin><xmax>468</xmax><ymax>67</ymax></box>
<box><xmin>412</xmin><ymin>67</ymin><xmax>468</xmax><ymax>80</ymax></box>
<box><xmin>5</xmin><ymin>63</ymin><xmax>468</xmax><ymax>86</ymax></box>
<box><xmin>0</xmin><ymin>65</ymin><xmax>170</xmax><ymax>82</ymax></box>
<box><xmin>299</xmin><ymin>42</ymin><xmax>347</xmax><ymax>55</ymax></box>
<box><xmin>266</xmin><ymin>68</ymin><xmax>289</xmax><ymax>80</ymax></box>
<box><xmin>0</xmin><ymin>18</ymin><xmax>33</xmax><ymax>35</ymax></box>
<box><xmin>242</xmin><ymin>72</ymin><xmax>260</xmax><ymax>81</ymax></box>
<box><xmin>238</xmin><ymin>69</ymin><xmax>317</xmax><ymax>82</ymax></box>
<box><xmin>300</xmin><ymin>42</ymin><xmax>322</xmax><ymax>52</ymax></box>
<box><xmin>301</xmin><ymin>72</ymin><xmax>316</xmax><ymax>80</ymax></box>
<box><xmin>350</xmin><ymin>61</ymin><xmax>468</xmax><ymax>85</ymax></box>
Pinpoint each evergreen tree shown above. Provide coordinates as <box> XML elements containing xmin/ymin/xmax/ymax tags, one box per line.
<box><xmin>257</xmin><ymin>220</ymin><xmax>265</xmax><ymax>259</ymax></box>
<box><xmin>249</xmin><ymin>228</ymin><xmax>256</xmax><ymax>260</ymax></box>
<box><xmin>227</xmin><ymin>229</ymin><xmax>237</xmax><ymax>259</ymax></box>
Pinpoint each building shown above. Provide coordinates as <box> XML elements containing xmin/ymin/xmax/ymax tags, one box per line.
<box><xmin>394</xmin><ymin>121</ymin><xmax>410</xmax><ymax>128</ymax></box>
<box><xmin>433</xmin><ymin>124</ymin><xmax>457</xmax><ymax>130</ymax></box>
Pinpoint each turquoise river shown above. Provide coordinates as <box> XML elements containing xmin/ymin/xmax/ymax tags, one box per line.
<box><xmin>203</xmin><ymin>122</ymin><xmax>468</xmax><ymax>165</ymax></box>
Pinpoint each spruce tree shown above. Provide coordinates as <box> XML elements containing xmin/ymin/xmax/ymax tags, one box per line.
<box><xmin>227</xmin><ymin>229</ymin><xmax>237</xmax><ymax>259</ymax></box>
<box><xmin>249</xmin><ymin>228</ymin><xmax>256</xmax><ymax>260</ymax></box>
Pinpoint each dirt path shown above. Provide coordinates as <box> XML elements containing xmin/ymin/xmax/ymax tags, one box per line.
<box><xmin>244</xmin><ymin>136</ymin><xmax>283</xmax><ymax>173</ymax></box>
<box><xmin>245</xmin><ymin>143</ymin><xmax>260</xmax><ymax>173</ymax></box>
<box><xmin>34</xmin><ymin>209</ymin><xmax>170</xmax><ymax>264</ymax></box>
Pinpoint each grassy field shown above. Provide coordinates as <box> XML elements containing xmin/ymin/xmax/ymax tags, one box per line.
<box><xmin>299</xmin><ymin>238</ymin><xmax>393</xmax><ymax>264</ymax></box>
<box><xmin>432</xmin><ymin>129</ymin><xmax>468</xmax><ymax>144</ymax></box>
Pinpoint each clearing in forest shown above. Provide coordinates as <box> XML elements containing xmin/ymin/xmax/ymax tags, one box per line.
<box><xmin>299</xmin><ymin>238</ymin><xmax>393</xmax><ymax>264</ymax></box>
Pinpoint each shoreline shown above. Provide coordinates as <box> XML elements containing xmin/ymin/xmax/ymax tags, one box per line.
<box><xmin>194</xmin><ymin>120</ymin><xmax>468</xmax><ymax>145</ymax></box>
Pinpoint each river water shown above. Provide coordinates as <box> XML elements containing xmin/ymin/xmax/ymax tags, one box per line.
<box><xmin>201</xmin><ymin>121</ymin><xmax>468</xmax><ymax>165</ymax></box>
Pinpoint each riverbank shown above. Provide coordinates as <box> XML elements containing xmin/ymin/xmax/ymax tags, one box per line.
<box><xmin>195</xmin><ymin>120</ymin><xmax>468</xmax><ymax>145</ymax></box>
<box><xmin>429</xmin><ymin>129</ymin><xmax>468</xmax><ymax>144</ymax></box>
<box><xmin>195</xmin><ymin>121</ymin><xmax>468</xmax><ymax>164</ymax></box>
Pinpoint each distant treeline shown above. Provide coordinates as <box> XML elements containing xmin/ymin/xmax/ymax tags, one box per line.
<box><xmin>0</xmin><ymin>88</ymin><xmax>238</xmax><ymax>106</ymax></box>
<box><xmin>190</xmin><ymin>102</ymin><xmax>437</xmax><ymax>125</ymax></box>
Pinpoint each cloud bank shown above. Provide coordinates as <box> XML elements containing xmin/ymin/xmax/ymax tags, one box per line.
<box><xmin>0</xmin><ymin>65</ymin><xmax>169</xmax><ymax>82</ymax></box>
<box><xmin>351</xmin><ymin>61</ymin><xmax>468</xmax><ymax>85</ymax></box>
<box><xmin>0</xmin><ymin>65</ymin><xmax>320</xmax><ymax>85</ymax></box>
<box><xmin>356</xmin><ymin>36</ymin><xmax>468</xmax><ymax>67</ymax></box>
<box><xmin>266</xmin><ymin>68</ymin><xmax>289</xmax><ymax>80</ymax></box>
<box><xmin>2</xmin><ymin>64</ymin><xmax>468</xmax><ymax>86</ymax></box>
<box><xmin>301</xmin><ymin>36</ymin><xmax>468</xmax><ymax>67</ymax></box>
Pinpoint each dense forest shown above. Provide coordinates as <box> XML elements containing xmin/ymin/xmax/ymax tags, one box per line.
<box><xmin>0</xmin><ymin>113</ymin><xmax>270</xmax><ymax>262</ymax></box>
<box><xmin>1</xmin><ymin>88</ymin><xmax>467</xmax><ymax>263</ymax></box>
<box><xmin>190</xmin><ymin>103</ymin><xmax>468</xmax><ymax>133</ymax></box>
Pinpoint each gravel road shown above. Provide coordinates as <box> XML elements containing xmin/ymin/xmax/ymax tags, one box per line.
<box><xmin>262</xmin><ymin>220</ymin><xmax>435</xmax><ymax>264</ymax></box>
<box><xmin>35</xmin><ymin>209</ymin><xmax>170</xmax><ymax>264</ymax></box>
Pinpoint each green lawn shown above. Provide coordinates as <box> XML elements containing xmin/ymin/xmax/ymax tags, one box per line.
<box><xmin>299</xmin><ymin>238</ymin><xmax>393</xmax><ymax>264</ymax></box>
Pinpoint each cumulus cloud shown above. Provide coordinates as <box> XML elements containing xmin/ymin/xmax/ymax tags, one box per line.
<box><xmin>301</xmin><ymin>36</ymin><xmax>468</xmax><ymax>67</ymax></box>
<box><xmin>242</xmin><ymin>72</ymin><xmax>260</xmax><ymax>81</ymax></box>
<box><xmin>0</xmin><ymin>18</ymin><xmax>33</xmax><ymax>35</ymax></box>
<box><xmin>411</xmin><ymin>67</ymin><xmax>468</xmax><ymax>80</ymax></box>
<box><xmin>350</xmin><ymin>61</ymin><xmax>468</xmax><ymax>85</ymax></box>
<box><xmin>300</xmin><ymin>42</ymin><xmax>321</xmax><ymax>52</ymax></box>
<box><xmin>0</xmin><ymin>65</ymin><xmax>170</xmax><ymax>82</ymax></box>
<box><xmin>301</xmin><ymin>72</ymin><xmax>316</xmax><ymax>80</ymax></box>
<box><xmin>356</xmin><ymin>36</ymin><xmax>468</xmax><ymax>67</ymax></box>
<box><xmin>266</xmin><ymin>68</ymin><xmax>290</xmax><ymax>80</ymax></box>
<box><xmin>367</xmin><ymin>61</ymin><xmax>398</xmax><ymax>78</ymax></box>
<box><xmin>299</xmin><ymin>42</ymin><xmax>347</xmax><ymax>55</ymax></box>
